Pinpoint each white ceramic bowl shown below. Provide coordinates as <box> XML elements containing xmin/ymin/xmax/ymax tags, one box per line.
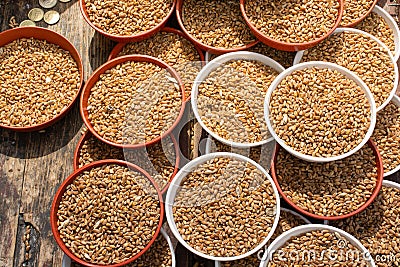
<box><xmin>205</xmin><ymin>51</ymin><xmax>214</xmax><ymax>64</ymax></box>
<box><xmin>381</xmin><ymin>95</ymin><xmax>400</xmax><ymax>177</ymax></box>
<box><xmin>382</xmin><ymin>179</ymin><xmax>400</xmax><ymax>190</ymax></box>
<box><xmin>264</xmin><ymin>61</ymin><xmax>377</xmax><ymax>163</ymax></box>
<box><xmin>61</xmin><ymin>228</ymin><xmax>176</xmax><ymax>267</ymax></box>
<box><xmin>370</xmin><ymin>6</ymin><xmax>400</xmax><ymax>61</ymax></box>
<box><xmin>214</xmin><ymin>208</ymin><xmax>311</xmax><ymax>267</ymax></box>
<box><xmin>165</xmin><ymin>152</ymin><xmax>281</xmax><ymax>262</ymax></box>
<box><xmin>192</xmin><ymin>51</ymin><xmax>285</xmax><ymax>148</ymax></box>
<box><xmin>294</xmin><ymin>28</ymin><xmax>399</xmax><ymax>112</ymax></box>
<box><xmin>259</xmin><ymin>224</ymin><xmax>376</xmax><ymax>267</ymax></box>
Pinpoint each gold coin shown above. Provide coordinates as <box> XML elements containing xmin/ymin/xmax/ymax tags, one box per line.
<box><xmin>44</xmin><ymin>10</ymin><xmax>60</xmax><ymax>25</ymax></box>
<box><xmin>19</xmin><ymin>20</ymin><xmax>36</xmax><ymax>27</ymax></box>
<box><xmin>59</xmin><ymin>0</ymin><xmax>71</xmax><ymax>2</ymax></box>
<box><xmin>39</xmin><ymin>0</ymin><xmax>58</xmax><ymax>9</ymax></box>
<box><xmin>28</xmin><ymin>8</ymin><xmax>44</xmax><ymax>22</ymax></box>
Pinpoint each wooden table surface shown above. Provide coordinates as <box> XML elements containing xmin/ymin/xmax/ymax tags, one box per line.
<box><xmin>0</xmin><ymin>0</ymin><xmax>399</xmax><ymax>267</ymax></box>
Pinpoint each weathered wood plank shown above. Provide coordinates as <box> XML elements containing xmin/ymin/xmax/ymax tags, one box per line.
<box><xmin>0</xmin><ymin>1</ymin><xmax>399</xmax><ymax>267</ymax></box>
<box><xmin>13</xmin><ymin>1</ymin><xmax>113</xmax><ymax>267</ymax></box>
<box><xmin>0</xmin><ymin>130</ymin><xmax>26</xmax><ymax>267</ymax></box>
<box><xmin>0</xmin><ymin>1</ymin><xmax>114</xmax><ymax>266</ymax></box>
<box><xmin>17</xmin><ymin>105</ymin><xmax>83</xmax><ymax>267</ymax></box>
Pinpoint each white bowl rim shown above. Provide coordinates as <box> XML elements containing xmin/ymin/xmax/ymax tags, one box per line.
<box><xmin>294</xmin><ymin>27</ymin><xmax>399</xmax><ymax>112</ymax></box>
<box><xmin>204</xmin><ymin>134</ymin><xmax>278</xmax><ymax>174</ymax></box>
<box><xmin>214</xmin><ymin>207</ymin><xmax>311</xmax><ymax>266</ymax></box>
<box><xmin>205</xmin><ymin>51</ymin><xmax>213</xmax><ymax>64</ymax></box>
<box><xmin>205</xmin><ymin>135</ymin><xmax>213</xmax><ymax>154</ymax></box>
<box><xmin>61</xmin><ymin>228</ymin><xmax>175</xmax><ymax>267</ymax></box>
<box><xmin>165</xmin><ymin>152</ymin><xmax>281</xmax><ymax>261</ymax></box>
<box><xmin>191</xmin><ymin>51</ymin><xmax>285</xmax><ymax>148</ymax></box>
<box><xmin>371</xmin><ymin>5</ymin><xmax>400</xmax><ymax>61</ymax></box>
<box><xmin>382</xmin><ymin>179</ymin><xmax>400</xmax><ymax>189</ymax></box>
<box><xmin>161</xmin><ymin>227</ymin><xmax>177</xmax><ymax>267</ymax></box>
<box><xmin>259</xmin><ymin>224</ymin><xmax>376</xmax><ymax>267</ymax></box>
<box><xmin>280</xmin><ymin>207</ymin><xmax>312</xmax><ymax>225</ymax></box>
<box><xmin>62</xmin><ymin>254</ymin><xmax>71</xmax><ymax>267</ymax></box>
<box><xmin>204</xmin><ymin>136</ymin><xmax>278</xmax><ymax>155</ymax></box>
<box><xmin>264</xmin><ymin>61</ymin><xmax>377</xmax><ymax>163</ymax></box>
<box><xmin>380</xmin><ymin>95</ymin><xmax>400</xmax><ymax>177</ymax></box>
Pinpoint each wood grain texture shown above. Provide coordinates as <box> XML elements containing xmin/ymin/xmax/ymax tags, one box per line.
<box><xmin>0</xmin><ymin>0</ymin><xmax>114</xmax><ymax>266</ymax></box>
<box><xmin>0</xmin><ymin>133</ymin><xmax>26</xmax><ymax>267</ymax></box>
